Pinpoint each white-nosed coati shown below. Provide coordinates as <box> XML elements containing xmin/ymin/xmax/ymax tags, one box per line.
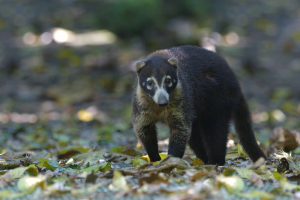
<box><xmin>132</xmin><ymin>45</ymin><xmax>267</xmax><ymax>165</ymax></box>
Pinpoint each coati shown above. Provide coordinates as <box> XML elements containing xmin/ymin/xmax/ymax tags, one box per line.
<box><xmin>132</xmin><ymin>45</ymin><xmax>267</xmax><ymax>165</ymax></box>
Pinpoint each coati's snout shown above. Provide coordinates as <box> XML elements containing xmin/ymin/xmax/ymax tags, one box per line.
<box><xmin>135</xmin><ymin>56</ymin><xmax>178</xmax><ymax>106</ymax></box>
<box><xmin>157</xmin><ymin>92</ymin><xmax>168</xmax><ymax>107</ymax></box>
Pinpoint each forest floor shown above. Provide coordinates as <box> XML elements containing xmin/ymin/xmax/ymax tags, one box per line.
<box><xmin>1</xmin><ymin>119</ymin><xmax>300</xmax><ymax>200</ymax></box>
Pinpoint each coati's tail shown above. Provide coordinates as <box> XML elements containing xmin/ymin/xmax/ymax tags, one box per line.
<box><xmin>233</xmin><ymin>95</ymin><xmax>267</xmax><ymax>162</ymax></box>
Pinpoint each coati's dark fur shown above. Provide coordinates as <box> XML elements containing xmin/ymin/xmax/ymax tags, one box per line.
<box><xmin>132</xmin><ymin>45</ymin><xmax>266</xmax><ymax>165</ymax></box>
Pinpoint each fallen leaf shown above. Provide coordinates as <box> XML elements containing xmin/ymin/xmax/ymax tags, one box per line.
<box><xmin>192</xmin><ymin>158</ymin><xmax>205</xmax><ymax>166</ymax></box>
<box><xmin>132</xmin><ymin>158</ymin><xmax>147</xmax><ymax>167</ymax></box>
<box><xmin>138</xmin><ymin>171</ymin><xmax>169</xmax><ymax>186</ymax></box>
<box><xmin>57</xmin><ymin>150</ymin><xmax>81</xmax><ymax>159</ymax></box>
<box><xmin>99</xmin><ymin>162</ymin><xmax>111</xmax><ymax>173</ymax></box>
<box><xmin>17</xmin><ymin>174</ymin><xmax>46</xmax><ymax>194</ymax></box>
<box><xmin>141</xmin><ymin>153</ymin><xmax>168</xmax><ymax>163</ymax></box>
<box><xmin>72</xmin><ymin>151</ymin><xmax>106</xmax><ymax>165</ymax></box>
<box><xmin>223</xmin><ymin>167</ymin><xmax>236</xmax><ymax>176</ymax></box>
<box><xmin>216</xmin><ymin>175</ymin><xmax>244</xmax><ymax>194</ymax></box>
<box><xmin>272</xmin><ymin>172</ymin><xmax>282</xmax><ymax>180</ymax></box>
<box><xmin>10</xmin><ymin>164</ymin><xmax>38</xmax><ymax>179</ymax></box>
<box><xmin>0</xmin><ymin>172</ymin><xmax>13</xmax><ymax>188</ymax></box>
<box><xmin>249</xmin><ymin>172</ymin><xmax>264</xmax><ymax>187</ymax></box>
<box><xmin>248</xmin><ymin>157</ymin><xmax>266</xmax><ymax>169</ymax></box>
<box><xmin>225</xmin><ymin>151</ymin><xmax>240</xmax><ymax>160</ymax></box>
<box><xmin>37</xmin><ymin>157</ymin><xmax>62</xmax><ymax>172</ymax></box>
<box><xmin>77</xmin><ymin>162</ymin><xmax>111</xmax><ymax>173</ymax></box>
<box><xmin>280</xmin><ymin>177</ymin><xmax>300</xmax><ymax>191</ymax></box>
<box><xmin>233</xmin><ymin>167</ymin><xmax>253</xmax><ymax>179</ymax></box>
<box><xmin>71</xmin><ymin>183</ymin><xmax>104</xmax><ymax>197</ymax></box>
<box><xmin>237</xmin><ymin>190</ymin><xmax>275</xmax><ymax>199</ymax></box>
<box><xmin>191</xmin><ymin>170</ymin><xmax>213</xmax><ymax>181</ymax></box>
<box><xmin>85</xmin><ymin>171</ymin><xmax>98</xmax><ymax>185</ymax></box>
<box><xmin>108</xmin><ymin>170</ymin><xmax>130</xmax><ymax>192</ymax></box>
<box><xmin>237</xmin><ymin>143</ymin><xmax>249</xmax><ymax>157</ymax></box>
<box><xmin>270</xmin><ymin>127</ymin><xmax>300</xmax><ymax>152</ymax></box>
<box><xmin>0</xmin><ymin>190</ymin><xmax>26</xmax><ymax>198</ymax></box>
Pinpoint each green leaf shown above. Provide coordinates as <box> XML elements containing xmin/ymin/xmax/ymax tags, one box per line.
<box><xmin>237</xmin><ymin>190</ymin><xmax>275</xmax><ymax>199</ymax></box>
<box><xmin>0</xmin><ymin>190</ymin><xmax>26</xmax><ymax>198</ymax></box>
<box><xmin>217</xmin><ymin>175</ymin><xmax>244</xmax><ymax>194</ymax></box>
<box><xmin>272</xmin><ymin>172</ymin><xmax>282</xmax><ymax>181</ymax></box>
<box><xmin>99</xmin><ymin>162</ymin><xmax>111</xmax><ymax>173</ymax></box>
<box><xmin>110</xmin><ymin>146</ymin><xmax>126</xmax><ymax>153</ymax></box>
<box><xmin>132</xmin><ymin>158</ymin><xmax>147</xmax><ymax>167</ymax></box>
<box><xmin>225</xmin><ymin>151</ymin><xmax>240</xmax><ymax>160</ymax></box>
<box><xmin>76</xmin><ymin>162</ymin><xmax>111</xmax><ymax>173</ymax></box>
<box><xmin>233</xmin><ymin>167</ymin><xmax>253</xmax><ymax>179</ymax></box>
<box><xmin>73</xmin><ymin>151</ymin><xmax>106</xmax><ymax>165</ymax></box>
<box><xmin>37</xmin><ymin>157</ymin><xmax>63</xmax><ymax>172</ymax></box>
<box><xmin>280</xmin><ymin>177</ymin><xmax>300</xmax><ymax>191</ymax></box>
<box><xmin>77</xmin><ymin>165</ymin><xmax>100</xmax><ymax>173</ymax></box>
<box><xmin>58</xmin><ymin>146</ymin><xmax>90</xmax><ymax>155</ymax></box>
<box><xmin>237</xmin><ymin>143</ymin><xmax>249</xmax><ymax>157</ymax></box>
<box><xmin>17</xmin><ymin>175</ymin><xmax>46</xmax><ymax>194</ymax></box>
<box><xmin>223</xmin><ymin>167</ymin><xmax>236</xmax><ymax>176</ymax></box>
<box><xmin>10</xmin><ymin>164</ymin><xmax>38</xmax><ymax>179</ymax></box>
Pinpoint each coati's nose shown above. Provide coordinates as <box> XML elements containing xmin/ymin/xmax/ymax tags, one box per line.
<box><xmin>158</xmin><ymin>94</ymin><xmax>168</xmax><ymax>107</ymax></box>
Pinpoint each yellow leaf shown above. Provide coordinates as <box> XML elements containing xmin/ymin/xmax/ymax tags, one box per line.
<box><xmin>237</xmin><ymin>144</ymin><xmax>249</xmax><ymax>157</ymax></box>
<box><xmin>141</xmin><ymin>153</ymin><xmax>168</xmax><ymax>163</ymax></box>
<box><xmin>216</xmin><ymin>175</ymin><xmax>244</xmax><ymax>194</ymax></box>
<box><xmin>192</xmin><ymin>158</ymin><xmax>205</xmax><ymax>166</ymax></box>
<box><xmin>77</xmin><ymin>109</ymin><xmax>94</xmax><ymax>122</ymax></box>
<box><xmin>109</xmin><ymin>170</ymin><xmax>130</xmax><ymax>192</ymax></box>
<box><xmin>17</xmin><ymin>175</ymin><xmax>46</xmax><ymax>194</ymax></box>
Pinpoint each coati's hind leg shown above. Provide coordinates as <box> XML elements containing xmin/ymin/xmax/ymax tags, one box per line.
<box><xmin>201</xmin><ymin>116</ymin><xmax>230</xmax><ymax>165</ymax></box>
<box><xmin>189</xmin><ymin>121</ymin><xmax>209</xmax><ymax>164</ymax></box>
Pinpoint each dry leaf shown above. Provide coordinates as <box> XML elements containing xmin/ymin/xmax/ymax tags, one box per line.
<box><xmin>270</xmin><ymin>127</ymin><xmax>300</xmax><ymax>152</ymax></box>
<box><xmin>249</xmin><ymin>172</ymin><xmax>264</xmax><ymax>188</ymax></box>
<box><xmin>138</xmin><ymin>171</ymin><xmax>169</xmax><ymax>186</ymax></box>
<box><xmin>0</xmin><ymin>172</ymin><xmax>13</xmax><ymax>188</ymax></box>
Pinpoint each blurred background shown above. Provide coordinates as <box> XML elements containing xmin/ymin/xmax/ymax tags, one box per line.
<box><xmin>0</xmin><ymin>0</ymin><xmax>299</xmax><ymax>135</ymax></box>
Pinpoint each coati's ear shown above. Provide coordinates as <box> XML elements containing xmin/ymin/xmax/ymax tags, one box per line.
<box><xmin>167</xmin><ymin>57</ymin><xmax>178</xmax><ymax>68</ymax></box>
<box><xmin>135</xmin><ymin>61</ymin><xmax>145</xmax><ymax>73</ymax></box>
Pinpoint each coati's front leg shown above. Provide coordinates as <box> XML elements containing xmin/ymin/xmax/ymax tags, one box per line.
<box><xmin>133</xmin><ymin>121</ymin><xmax>161</xmax><ymax>162</ymax></box>
<box><xmin>168</xmin><ymin>120</ymin><xmax>191</xmax><ymax>158</ymax></box>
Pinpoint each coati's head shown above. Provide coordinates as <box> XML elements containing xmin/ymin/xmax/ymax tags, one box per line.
<box><xmin>135</xmin><ymin>55</ymin><xmax>178</xmax><ymax>107</ymax></box>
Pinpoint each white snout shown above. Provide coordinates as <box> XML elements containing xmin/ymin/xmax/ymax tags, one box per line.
<box><xmin>153</xmin><ymin>88</ymin><xmax>169</xmax><ymax>106</ymax></box>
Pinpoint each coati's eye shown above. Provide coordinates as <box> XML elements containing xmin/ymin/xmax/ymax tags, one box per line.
<box><xmin>165</xmin><ymin>76</ymin><xmax>172</xmax><ymax>87</ymax></box>
<box><xmin>147</xmin><ymin>80</ymin><xmax>153</xmax><ymax>86</ymax></box>
<box><xmin>166</xmin><ymin>78</ymin><xmax>171</xmax><ymax>84</ymax></box>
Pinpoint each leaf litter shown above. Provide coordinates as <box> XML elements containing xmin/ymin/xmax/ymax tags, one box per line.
<box><xmin>1</xmin><ymin>123</ymin><xmax>300</xmax><ymax>199</ymax></box>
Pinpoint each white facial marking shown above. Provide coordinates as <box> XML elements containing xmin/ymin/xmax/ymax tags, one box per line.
<box><xmin>153</xmin><ymin>88</ymin><xmax>169</xmax><ymax>104</ymax></box>
<box><xmin>151</xmin><ymin>76</ymin><xmax>169</xmax><ymax>104</ymax></box>
<box><xmin>166</xmin><ymin>75</ymin><xmax>172</xmax><ymax>87</ymax></box>
<box><xmin>142</xmin><ymin>82</ymin><xmax>145</xmax><ymax>86</ymax></box>
<box><xmin>146</xmin><ymin>77</ymin><xmax>153</xmax><ymax>90</ymax></box>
